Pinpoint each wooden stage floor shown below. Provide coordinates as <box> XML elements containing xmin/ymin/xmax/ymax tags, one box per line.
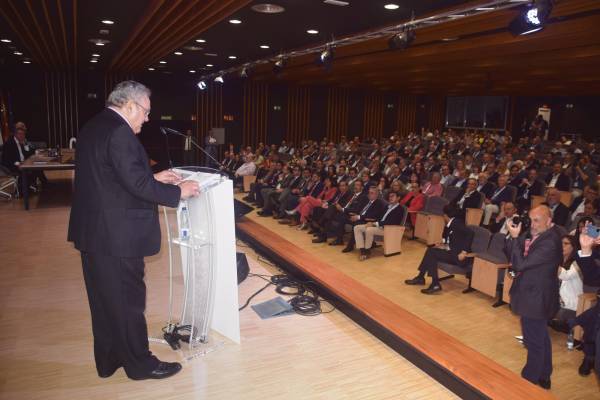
<box><xmin>0</xmin><ymin>197</ymin><xmax>460</xmax><ymax>400</ymax></box>
<box><xmin>236</xmin><ymin>195</ymin><xmax>600</xmax><ymax>400</ymax></box>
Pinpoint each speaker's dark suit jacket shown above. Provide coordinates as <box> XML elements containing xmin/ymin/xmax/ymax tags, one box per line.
<box><xmin>68</xmin><ymin>108</ymin><xmax>181</xmax><ymax>258</ymax></box>
<box><xmin>504</xmin><ymin>227</ymin><xmax>562</xmax><ymax>319</ymax></box>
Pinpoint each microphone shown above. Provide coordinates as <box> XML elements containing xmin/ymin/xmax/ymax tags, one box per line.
<box><xmin>161</xmin><ymin>127</ymin><xmax>224</xmax><ymax>169</ymax></box>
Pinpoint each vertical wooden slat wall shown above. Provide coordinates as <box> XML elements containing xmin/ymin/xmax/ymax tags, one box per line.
<box><xmin>326</xmin><ymin>88</ymin><xmax>349</xmax><ymax>143</ymax></box>
<box><xmin>43</xmin><ymin>71</ymin><xmax>79</xmax><ymax>147</ymax></box>
<box><xmin>428</xmin><ymin>95</ymin><xmax>446</xmax><ymax>131</ymax></box>
<box><xmin>286</xmin><ymin>86</ymin><xmax>310</xmax><ymax>146</ymax></box>
<box><xmin>396</xmin><ymin>95</ymin><xmax>417</xmax><ymax>137</ymax></box>
<box><xmin>363</xmin><ymin>92</ymin><xmax>385</xmax><ymax>140</ymax></box>
<box><xmin>196</xmin><ymin>83</ymin><xmax>223</xmax><ymax>157</ymax></box>
<box><xmin>242</xmin><ymin>82</ymin><xmax>268</xmax><ymax>148</ymax></box>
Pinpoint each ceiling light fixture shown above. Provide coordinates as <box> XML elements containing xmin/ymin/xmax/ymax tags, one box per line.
<box><xmin>189</xmin><ymin>70</ymin><xmax>196</xmax><ymax>73</ymax></box>
<box><xmin>1</xmin><ymin>38</ymin><xmax>12</xmax><ymax>43</ymax></box>
<box><xmin>148</xmin><ymin>67</ymin><xmax>155</xmax><ymax>71</ymax></box>
<box><xmin>273</xmin><ymin>57</ymin><xmax>287</xmax><ymax>75</ymax></box>
<box><xmin>307</xmin><ymin>29</ymin><xmax>319</xmax><ymax>35</ymax></box>
<box><xmin>324</xmin><ymin>0</ymin><xmax>350</xmax><ymax>6</ymax></box>
<box><xmin>174</xmin><ymin>51</ymin><xmax>183</xmax><ymax>55</ymax></box>
<box><xmin>388</xmin><ymin>28</ymin><xmax>415</xmax><ymax>50</ymax></box>
<box><xmin>23</xmin><ymin>60</ymin><xmax>31</xmax><ymax>64</ymax></box>
<box><xmin>197</xmin><ymin>80</ymin><xmax>207</xmax><ymax>90</ymax></box>
<box><xmin>206</xmin><ymin>63</ymin><xmax>214</xmax><ymax>67</ymax></box>
<box><xmin>101</xmin><ymin>20</ymin><xmax>114</xmax><ymax>25</ymax></box>
<box><xmin>316</xmin><ymin>45</ymin><xmax>334</xmax><ymax>70</ymax></box>
<box><xmin>13</xmin><ymin>51</ymin><xmax>23</xmax><ymax>55</ymax></box>
<box><xmin>159</xmin><ymin>60</ymin><xmax>167</xmax><ymax>64</ymax></box>
<box><xmin>260</xmin><ymin>45</ymin><xmax>270</xmax><ymax>49</ymax></box>
<box><xmin>508</xmin><ymin>0</ymin><xmax>552</xmax><ymax>36</ymax></box>
<box><xmin>240</xmin><ymin>66</ymin><xmax>251</xmax><ymax>78</ymax></box>
<box><xmin>228</xmin><ymin>55</ymin><xmax>237</xmax><ymax>59</ymax></box>
<box><xmin>384</xmin><ymin>4</ymin><xmax>399</xmax><ymax>10</ymax></box>
<box><xmin>214</xmin><ymin>75</ymin><xmax>224</xmax><ymax>83</ymax></box>
<box><xmin>196</xmin><ymin>39</ymin><xmax>206</xmax><ymax>43</ymax></box>
<box><xmin>92</xmin><ymin>53</ymin><xmax>100</xmax><ymax>57</ymax></box>
<box><xmin>229</xmin><ymin>19</ymin><xmax>242</xmax><ymax>24</ymax></box>
<box><xmin>251</xmin><ymin>4</ymin><xmax>285</xmax><ymax>13</ymax></box>
<box><xmin>90</xmin><ymin>59</ymin><xmax>98</xmax><ymax>63</ymax></box>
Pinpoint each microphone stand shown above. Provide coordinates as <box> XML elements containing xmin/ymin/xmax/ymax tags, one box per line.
<box><xmin>162</xmin><ymin>127</ymin><xmax>225</xmax><ymax>168</ymax></box>
<box><xmin>161</xmin><ymin>128</ymin><xmax>174</xmax><ymax>169</ymax></box>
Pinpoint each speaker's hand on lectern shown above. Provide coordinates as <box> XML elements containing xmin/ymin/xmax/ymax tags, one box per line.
<box><xmin>154</xmin><ymin>169</ymin><xmax>182</xmax><ymax>184</ymax></box>
<box><xmin>179</xmin><ymin>181</ymin><xmax>200</xmax><ymax>199</ymax></box>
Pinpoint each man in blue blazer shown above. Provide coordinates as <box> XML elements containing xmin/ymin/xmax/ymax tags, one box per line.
<box><xmin>68</xmin><ymin>81</ymin><xmax>199</xmax><ymax>380</ymax></box>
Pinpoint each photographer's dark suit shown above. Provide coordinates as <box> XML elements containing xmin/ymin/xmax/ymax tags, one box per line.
<box><xmin>504</xmin><ymin>226</ymin><xmax>562</xmax><ymax>385</ymax></box>
<box><xmin>68</xmin><ymin>108</ymin><xmax>181</xmax><ymax>379</ymax></box>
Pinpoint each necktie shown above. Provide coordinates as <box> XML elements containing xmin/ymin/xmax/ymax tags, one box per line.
<box><xmin>361</xmin><ymin>200</ymin><xmax>373</xmax><ymax>216</ymax></box>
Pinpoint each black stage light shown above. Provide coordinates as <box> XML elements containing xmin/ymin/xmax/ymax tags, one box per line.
<box><xmin>197</xmin><ymin>80</ymin><xmax>207</xmax><ymax>90</ymax></box>
<box><xmin>508</xmin><ymin>0</ymin><xmax>553</xmax><ymax>36</ymax></box>
<box><xmin>273</xmin><ymin>57</ymin><xmax>286</xmax><ymax>75</ymax></box>
<box><xmin>214</xmin><ymin>75</ymin><xmax>224</xmax><ymax>83</ymax></box>
<box><xmin>240</xmin><ymin>66</ymin><xmax>251</xmax><ymax>78</ymax></box>
<box><xmin>388</xmin><ymin>28</ymin><xmax>416</xmax><ymax>50</ymax></box>
<box><xmin>315</xmin><ymin>46</ymin><xmax>334</xmax><ymax>70</ymax></box>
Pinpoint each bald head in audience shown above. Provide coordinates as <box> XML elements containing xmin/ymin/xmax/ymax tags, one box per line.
<box><xmin>528</xmin><ymin>205</ymin><xmax>553</xmax><ymax>236</ymax></box>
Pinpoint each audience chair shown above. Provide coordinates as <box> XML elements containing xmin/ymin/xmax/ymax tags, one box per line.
<box><xmin>558</xmin><ymin>190</ymin><xmax>573</xmax><ymax>207</ymax></box>
<box><xmin>465</xmin><ymin>192</ymin><xmax>484</xmax><ymax>226</ymax></box>
<box><xmin>443</xmin><ymin>185</ymin><xmax>462</xmax><ymax>203</ymax></box>
<box><xmin>438</xmin><ymin>225</ymin><xmax>491</xmax><ymax>293</ymax></box>
<box><xmin>414</xmin><ymin>196</ymin><xmax>448</xmax><ymax>246</ymax></box>
<box><xmin>471</xmin><ymin>232</ymin><xmax>510</xmax><ymax>307</ymax></box>
<box><xmin>0</xmin><ymin>166</ymin><xmax>18</xmax><ymax>200</ymax></box>
<box><xmin>373</xmin><ymin>204</ymin><xmax>408</xmax><ymax>257</ymax></box>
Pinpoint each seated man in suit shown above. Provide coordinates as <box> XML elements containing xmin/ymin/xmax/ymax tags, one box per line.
<box><xmin>342</xmin><ymin>186</ymin><xmax>386</xmax><ymax>253</ymax></box>
<box><xmin>570</xmin><ymin>184</ymin><xmax>600</xmax><ymax>222</ymax></box>
<box><xmin>482</xmin><ymin>175</ymin><xmax>513</xmax><ymax>226</ymax></box>
<box><xmin>353</xmin><ymin>190</ymin><xmax>405</xmax><ymax>260</ymax></box>
<box><xmin>516</xmin><ymin>167</ymin><xmax>545</xmax><ymax>213</ymax></box>
<box><xmin>543</xmin><ymin>188</ymin><xmax>570</xmax><ymax>227</ymax></box>
<box><xmin>312</xmin><ymin>180</ymin><xmax>364</xmax><ymax>243</ymax></box>
<box><xmin>454</xmin><ymin>178</ymin><xmax>482</xmax><ymax>216</ymax></box>
<box><xmin>325</xmin><ymin>181</ymin><xmax>370</xmax><ymax>246</ymax></box>
<box><xmin>490</xmin><ymin>201</ymin><xmax>518</xmax><ymax>235</ymax></box>
<box><xmin>545</xmin><ymin>162</ymin><xmax>571</xmax><ymax>191</ymax></box>
<box><xmin>405</xmin><ymin>204</ymin><xmax>474</xmax><ymax>294</ymax></box>
<box><xmin>476</xmin><ymin>172</ymin><xmax>496</xmax><ymax>200</ymax></box>
<box><xmin>1</xmin><ymin>127</ymin><xmax>35</xmax><ymax>173</ymax></box>
<box><xmin>257</xmin><ymin>166</ymin><xmax>293</xmax><ymax>216</ymax></box>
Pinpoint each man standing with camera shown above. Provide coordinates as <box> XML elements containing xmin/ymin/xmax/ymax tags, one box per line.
<box><xmin>505</xmin><ymin>205</ymin><xmax>562</xmax><ymax>389</ymax></box>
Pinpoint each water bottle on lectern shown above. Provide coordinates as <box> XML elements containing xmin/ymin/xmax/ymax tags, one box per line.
<box><xmin>180</xmin><ymin>203</ymin><xmax>190</xmax><ymax>240</ymax></box>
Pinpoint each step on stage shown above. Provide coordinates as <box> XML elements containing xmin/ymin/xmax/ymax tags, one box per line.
<box><xmin>236</xmin><ymin>216</ymin><xmax>555</xmax><ymax>400</ymax></box>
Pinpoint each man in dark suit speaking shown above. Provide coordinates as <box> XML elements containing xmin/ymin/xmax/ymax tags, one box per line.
<box><xmin>68</xmin><ymin>81</ymin><xmax>200</xmax><ymax>380</ymax></box>
<box><xmin>504</xmin><ymin>205</ymin><xmax>562</xmax><ymax>390</ymax></box>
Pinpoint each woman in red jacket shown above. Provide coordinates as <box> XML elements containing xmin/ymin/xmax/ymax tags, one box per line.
<box><xmin>400</xmin><ymin>182</ymin><xmax>425</xmax><ymax>226</ymax></box>
<box><xmin>293</xmin><ymin>177</ymin><xmax>338</xmax><ymax>229</ymax></box>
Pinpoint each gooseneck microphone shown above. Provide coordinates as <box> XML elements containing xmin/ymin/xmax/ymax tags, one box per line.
<box><xmin>160</xmin><ymin>127</ymin><xmax>224</xmax><ymax>169</ymax></box>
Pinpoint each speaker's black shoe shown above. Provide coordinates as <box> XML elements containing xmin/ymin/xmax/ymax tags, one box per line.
<box><xmin>404</xmin><ymin>276</ymin><xmax>426</xmax><ymax>285</ymax></box>
<box><xmin>342</xmin><ymin>244</ymin><xmax>354</xmax><ymax>253</ymax></box>
<box><xmin>579</xmin><ymin>356</ymin><xmax>594</xmax><ymax>376</ymax></box>
<box><xmin>312</xmin><ymin>236</ymin><xmax>327</xmax><ymax>243</ymax></box>
<box><xmin>421</xmin><ymin>284</ymin><xmax>442</xmax><ymax>294</ymax></box>
<box><xmin>98</xmin><ymin>363</ymin><xmax>121</xmax><ymax>378</ymax></box>
<box><xmin>538</xmin><ymin>378</ymin><xmax>551</xmax><ymax>390</ymax></box>
<box><xmin>130</xmin><ymin>362</ymin><xmax>182</xmax><ymax>380</ymax></box>
<box><xmin>329</xmin><ymin>238</ymin><xmax>343</xmax><ymax>246</ymax></box>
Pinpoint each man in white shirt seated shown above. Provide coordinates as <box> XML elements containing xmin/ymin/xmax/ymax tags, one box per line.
<box><xmin>490</xmin><ymin>202</ymin><xmax>517</xmax><ymax>235</ymax></box>
<box><xmin>234</xmin><ymin>154</ymin><xmax>256</xmax><ymax>184</ymax></box>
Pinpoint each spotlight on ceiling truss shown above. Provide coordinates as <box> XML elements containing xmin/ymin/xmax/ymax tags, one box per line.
<box><xmin>315</xmin><ymin>45</ymin><xmax>335</xmax><ymax>70</ymax></box>
<box><xmin>508</xmin><ymin>0</ymin><xmax>553</xmax><ymax>36</ymax></box>
<box><xmin>240</xmin><ymin>65</ymin><xmax>251</xmax><ymax>78</ymax></box>
<box><xmin>214</xmin><ymin>75</ymin><xmax>224</xmax><ymax>83</ymax></box>
<box><xmin>388</xmin><ymin>28</ymin><xmax>416</xmax><ymax>50</ymax></box>
<box><xmin>197</xmin><ymin>80</ymin><xmax>207</xmax><ymax>90</ymax></box>
<box><xmin>273</xmin><ymin>57</ymin><xmax>287</xmax><ymax>75</ymax></box>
